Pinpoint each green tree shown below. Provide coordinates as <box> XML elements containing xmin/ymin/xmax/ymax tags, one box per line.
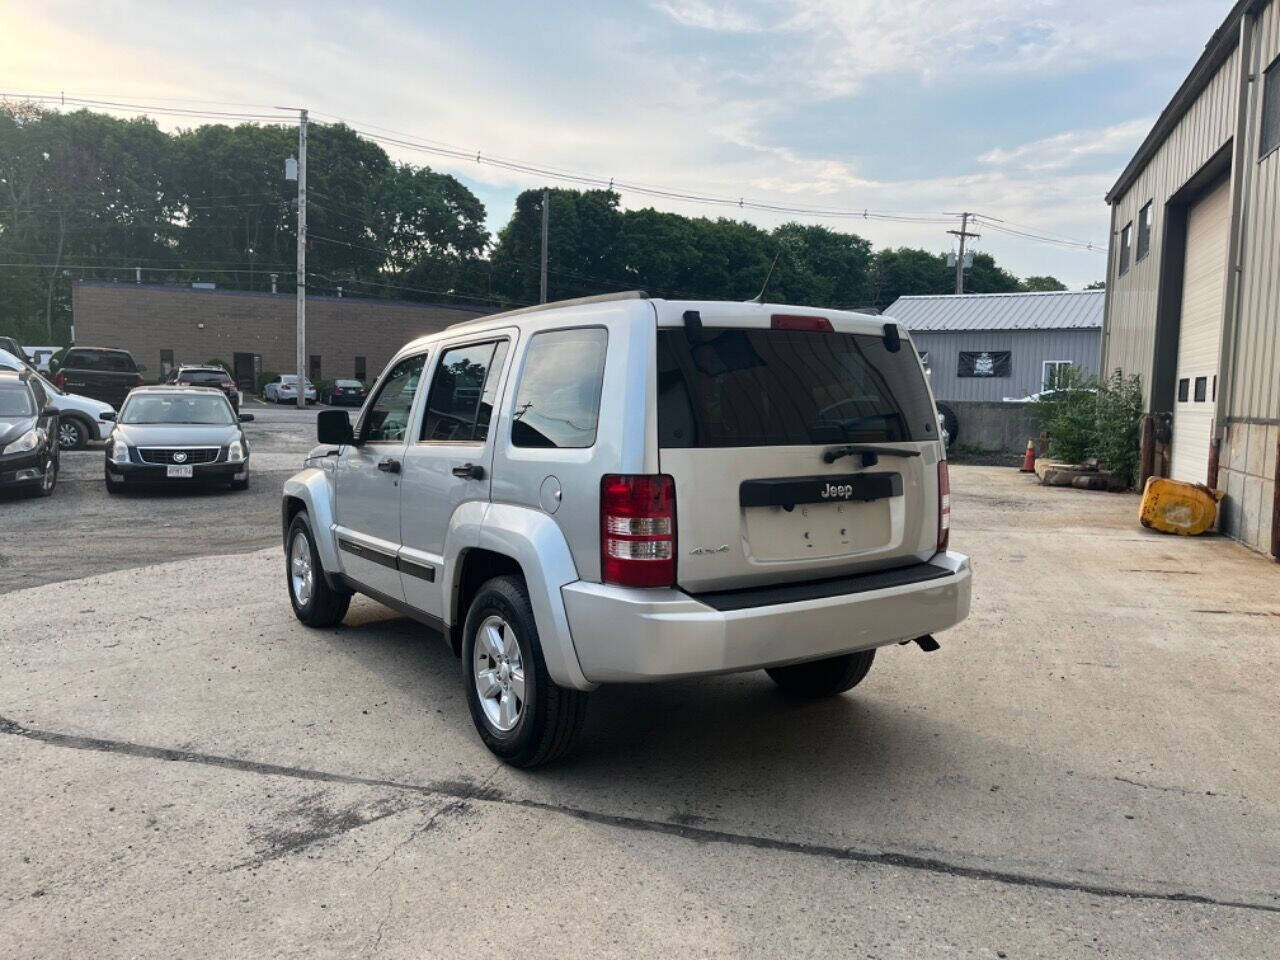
<box><xmin>1085</xmin><ymin>280</ymin><xmax>1106</xmax><ymax>290</ymax></box>
<box><xmin>1022</xmin><ymin>275</ymin><xmax>1067</xmax><ymax>291</ymax></box>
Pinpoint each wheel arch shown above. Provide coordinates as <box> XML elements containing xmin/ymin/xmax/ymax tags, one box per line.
<box><xmin>281</xmin><ymin>468</ymin><xmax>342</xmax><ymax>579</ymax></box>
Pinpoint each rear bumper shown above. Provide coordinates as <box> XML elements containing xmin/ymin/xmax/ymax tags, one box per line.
<box><xmin>561</xmin><ymin>551</ymin><xmax>971</xmax><ymax>683</ymax></box>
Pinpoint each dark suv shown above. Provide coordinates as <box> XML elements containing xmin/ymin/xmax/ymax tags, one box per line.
<box><xmin>0</xmin><ymin>369</ymin><xmax>60</xmax><ymax>497</ymax></box>
<box><xmin>51</xmin><ymin>347</ymin><xmax>145</xmax><ymax>410</ymax></box>
<box><xmin>167</xmin><ymin>365</ymin><xmax>240</xmax><ymax>413</ymax></box>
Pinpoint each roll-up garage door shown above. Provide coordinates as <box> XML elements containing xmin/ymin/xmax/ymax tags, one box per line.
<box><xmin>1171</xmin><ymin>178</ymin><xmax>1230</xmax><ymax>485</ymax></box>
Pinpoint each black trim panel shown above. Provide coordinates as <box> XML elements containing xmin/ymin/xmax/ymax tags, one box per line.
<box><xmin>339</xmin><ymin>537</ymin><xmax>436</xmax><ymax>582</ymax></box>
<box><xmin>337</xmin><ymin>575</ymin><xmax>446</xmax><ymax>632</ymax></box>
<box><xmin>739</xmin><ymin>472</ymin><xmax>902</xmax><ymax>508</ymax></box>
<box><xmin>690</xmin><ymin>561</ymin><xmax>954</xmax><ymax>612</ymax></box>
<box><xmin>338</xmin><ymin>537</ymin><xmax>398</xmax><ymax>570</ymax></box>
<box><xmin>398</xmin><ymin>557</ymin><xmax>436</xmax><ymax>582</ymax></box>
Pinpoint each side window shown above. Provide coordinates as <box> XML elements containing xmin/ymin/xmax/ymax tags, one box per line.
<box><xmin>29</xmin><ymin>378</ymin><xmax>47</xmax><ymax>407</ymax></box>
<box><xmin>362</xmin><ymin>354</ymin><xmax>427</xmax><ymax>443</ymax></box>
<box><xmin>1118</xmin><ymin>222</ymin><xmax>1132</xmax><ymax>276</ymax></box>
<box><xmin>1136</xmin><ymin>202</ymin><xmax>1152</xmax><ymax>261</ymax></box>
<box><xmin>1260</xmin><ymin>55</ymin><xmax>1279</xmax><ymax>159</ymax></box>
<box><xmin>420</xmin><ymin>341</ymin><xmax>507</xmax><ymax>443</ymax></box>
<box><xmin>511</xmin><ymin>328</ymin><xmax>608</xmax><ymax>448</ymax></box>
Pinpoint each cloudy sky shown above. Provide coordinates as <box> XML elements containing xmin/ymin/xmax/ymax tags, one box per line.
<box><xmin>2</xmin><ymin>0</ymin><xmax>1230</xmax><ymax>287</ymax></box>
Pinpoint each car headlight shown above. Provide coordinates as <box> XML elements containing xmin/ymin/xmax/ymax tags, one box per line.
<box><xmin>109</xmin><ymin>439</ymin><xmax>130</xmax><ymax>463</ymax></box>
<box><xmin>226</xmin><ymin>439</ymin><xmax>246</xmax><ymax>463</ymax></box>
<box><xmin>3</xmin><ymin>428</ymin><xmax>41</xmax><ymax>455</ymax></box>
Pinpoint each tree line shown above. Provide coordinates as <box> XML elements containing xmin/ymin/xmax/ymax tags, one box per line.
<box><xmin>0</xmin><ymin>104</ymin><xmax>1086</xmax><ymax>345</ymax></box>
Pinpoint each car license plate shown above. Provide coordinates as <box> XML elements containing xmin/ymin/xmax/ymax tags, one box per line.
<box><xmin>167</xmin><ymin>465</ymin><xmax>194</xmax><ymax>478</ymax></box>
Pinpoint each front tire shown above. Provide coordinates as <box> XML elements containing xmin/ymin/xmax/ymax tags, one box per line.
<box><xmin>462</xmin><ymin>576</ymin><xmax>587</xmax><ymax>768</ymax></box>
<box><xmin>36</xmin><ymin>453</ymin><xmax>57</xmax><ymax>497</ymax></box>
<box><xmin>286</xmin><ymin>512</ymin><xmax>351</xmax><ymax>627</ymax></box>
<box><xmin>58</xmin><ymin>418</ymin><xmax>89</xmax><ymax>450</ymax></box>
<box><xmin>766</xmin><ymin>649</ymin><xmax>875</xmax><ymax>698</ymax></box>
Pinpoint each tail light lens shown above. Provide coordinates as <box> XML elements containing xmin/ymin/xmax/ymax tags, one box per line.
<box><xmin>937</xmin><ymin>460</ymin><xmax>951</xmax><ymax>553</ymax></box>
<box><xmin>54</xmin><ymin>371</ymin><xmax>66</xmax><ymax>389</ymax></box>
<box><xmin>601</xmin><ymin>474</ymin><xmax>676</xmax><ymax>588</ymax></box>
<box><xmin>135</xmin><ymin>373</ymin><xmax>145</xmax><ymax>386</ymax></box>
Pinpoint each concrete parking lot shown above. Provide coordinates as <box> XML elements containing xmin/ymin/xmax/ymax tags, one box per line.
<box><xmin>2</xmin><ymin>413</ymin><xmax>1278</xmax><ymax>958</ymax></box>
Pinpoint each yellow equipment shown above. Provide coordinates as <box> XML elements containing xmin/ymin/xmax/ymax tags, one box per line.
<box><xmin>1138</xmin><ymin>477</ymin><xmax>1223</xmax><ymax>536</ymax></box>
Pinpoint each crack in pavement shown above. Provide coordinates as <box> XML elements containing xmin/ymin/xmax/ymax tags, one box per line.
<box><xmin>3</xmin><ymin>714</ymin><xmax>1278</xmax><ymax>916</ymax></box>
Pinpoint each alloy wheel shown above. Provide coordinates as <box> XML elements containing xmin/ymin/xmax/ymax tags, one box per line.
<box><xmin>57</xmin><ymin>421</ymin><xmax>82</xmax><ymax>449</ymax></box>
<box><xmin>473</xmin><ymin>615</ymin><xmax>525</xmax><ymax>732</ymax></box>
<box><xmin>290</xmin><ymin>531</ymin><xmax>314</xmax><ymax>607</ymax></box>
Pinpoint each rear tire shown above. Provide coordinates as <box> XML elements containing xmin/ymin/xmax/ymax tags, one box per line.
<box><xmin>286</xmin><ymin>512</ymin><xmax>351</xmax><ymax>627</ymax></box>
<box><xmin>58</xmin><ymin>417</ymin><xmax>89</xmax><ymax>450</ymax></box>
<box><xmin>462</xmin><ymin>575</ymin><xmax>587</xmax><ymax>768</ymax></box>
<box><xmin>936</xmin><ymin>402</ymin><xmax>959</xmax><ymax>446</ymax></box>
<box><xmin>766</xmin><ymin>649</ymin><xmax>875</xmax><ymax>698</ymax></box>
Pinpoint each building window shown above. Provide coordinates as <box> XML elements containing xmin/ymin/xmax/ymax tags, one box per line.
<box><xmin>160</xmin><ymin>349</ymin><xmax>174</xmax><ymax>378</ymax></box>
<box><xmin>1178</xmin><ymin>378</ymin><xmax>1190</xmax><ymax>402</ymax></box>
<box><xmin>354</xmin><ymin>355</ymin><xmax>367</xmax><ymax>382</ymax></box>
<box><xmin>309</xmin><ymin>355</ymin><xmax>321</xmax><ymax>380</ymax></box>
<box><xmin>1118</xmin><ymin>222</ymin><xmax>1132</xmax><ymax>276</ymax></box>
<box><xmin>1136</xmin><ymin>202</ymin><xmax>1152</xmax><ymax>262</ymax></box>
<box><xmin>1261</xmin><ymin>55</ymin><xmax>1280</xmax><ymax>160</ymax></box>
<box><xmin>1194</xmin><ymin>376</ymin><xmax>1208</xmax><ymax>402</ymax></box>
<box><xmin>1043</xmin><ymin>360</ymin><xmax>1072</xmax><ymax>391</ymax></box>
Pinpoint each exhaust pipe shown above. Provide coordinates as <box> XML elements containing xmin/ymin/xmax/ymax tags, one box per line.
<box><xmin>913</xmin><ymin>635</ymin><xmax>940</xmax><ymax>652</ymax></box>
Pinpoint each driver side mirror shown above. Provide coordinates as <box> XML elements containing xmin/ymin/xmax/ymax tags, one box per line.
<box><xmin>317</xmin><ymin>408</ymin><xmax>354</xmax><ymax>445</ymax></box>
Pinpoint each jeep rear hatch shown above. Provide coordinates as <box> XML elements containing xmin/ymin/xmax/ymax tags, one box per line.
<box><xmin>656</xmin><ymin>304</ymin><xmax>943</xmax><ymax>593</ymax></box>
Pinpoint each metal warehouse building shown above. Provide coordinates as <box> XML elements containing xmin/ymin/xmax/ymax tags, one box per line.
<box><xmin>886</xmin><ymin>290</ymin><xmax>1103</xmax><ymax>402</ymax></box>
<box><xmin>72</xmin><ymin>282</ymin><xmax>490</xmax><ymax>392</ymax></box>
<box><xmin>1102</xmin><ymin>0</ymin><xmax>1280</xmax><ymax>558</ymax></box>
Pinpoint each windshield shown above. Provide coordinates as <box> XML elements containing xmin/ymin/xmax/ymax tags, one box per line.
<box><xmin>0</xmin><ymin>385</ymin><xmax>35</xmax><ymax>418</ymax></box>
<box><xmin>657</xmin><ymin>328</ymin><xmax>937</xmax><ymax>447</ymax></box>
<box><xmin>120</xmin><ymin>394</ymin><xmax>234</xmax><ymax>425</ymax></box>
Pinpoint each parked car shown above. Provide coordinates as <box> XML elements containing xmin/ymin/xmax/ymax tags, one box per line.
<box><xmin>321</xmin><ymin>379</ymin><xmax>367</xmax><ymax>406</ymax></box>
<box><xmin>0</xmin><ymin>349</ymin><xmax>113</xmax><ymax>449</ymax></box>
<box><xmin>50</xmin><ymin>346</ymin><xmax>145</xmax><ymax>410</ymax></box>
<box><xmin>281</xmin><ymin>293</ymin><xmax>970</xmax><ymax>767</ymax></box>
<box><xmin>167</xmin><ymin>365</ymin><xmax>241</xmax><ymax>412</ymax></box>
<box><xmin>0</xmin><ymin>368</ymin><xmax>61</xmax><ymax>497</ymax></box>
<box><xmin>263</xmin><ymin>374</ymin><xmax>317</xmax><ymax>404</ymax></box>
<box><xmin>103</xmin><ymin>386</ymin><xmax>254</xmax><ymax>493</ymax></box>
<box><xmin>0</xmin><ymin>337</ymin><xmax>34</xmax><ymax>370</ymax></box>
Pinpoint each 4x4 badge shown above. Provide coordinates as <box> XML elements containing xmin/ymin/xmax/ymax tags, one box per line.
<box><xmin>689</xmin><ymin>545</ymin><xmax>729</xmax><ymax>555</ymax></box>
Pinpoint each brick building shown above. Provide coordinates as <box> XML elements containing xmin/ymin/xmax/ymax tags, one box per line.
<box><xmin>72</xmin><ymin>282</ymin><xmax>492</xmax><ymax>391</ymax></box>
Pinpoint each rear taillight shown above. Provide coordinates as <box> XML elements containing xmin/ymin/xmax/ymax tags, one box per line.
<box><xmin>135</xmin><ymin>373</ymin><xmax>145</xmax><ymax>386</ymax></box>
<box><xmin>937</xmin><ymin>460</ymin><xmax>951</xmax><ymax>553</ymax></box>
<box><xmin>601</xmin><ymin>474</ymin><xmax>676</xmax><ymax>588</ymax></box>
<box><xmin>771</xmin><ymin>314</ymin><xmax>833</xmax><ymax>332</ymax></box>
<box><xmin>54</xmin><ymin>371</ymin><xmax>66</xmax><ymax>389</ymax></box>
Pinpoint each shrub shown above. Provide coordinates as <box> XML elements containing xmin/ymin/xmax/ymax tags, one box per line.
<box><xmin>1035</xmin><ymin>366</ymin><xmax>1097</xmax><ymax>465</ymax></box>
<box><xmin>257</xmin><ymin>370</ymin><xmax>280</xmax><ymax>394</ymax></box>
<box><xmin>1094</xmin><ymin>369</ymin><xmax>1144</xmax><ymax>488</ymax></box>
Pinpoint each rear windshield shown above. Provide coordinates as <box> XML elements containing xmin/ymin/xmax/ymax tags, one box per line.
<box><xmin>179</xmin><ymin>371</ymin><xmax>231</xmax><ymax>385</ymax></box>
<box><xmin>657</xmin><ymin>328</ymin><xmax>936</xmax><ymax>447</ymax></box>
<box><xmin>66</xmin><ymin>349</ymin><xmax>136</xmax><ymax>372</ymax></box>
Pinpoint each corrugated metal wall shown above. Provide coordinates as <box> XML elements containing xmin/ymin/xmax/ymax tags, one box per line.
<box><xmin>911</xmin><ymin>328</ymin><xmax>1102</xmax><ymax>402</ymax></box>
<box><xmin>1228</xmin><ymin>0</ymin><xmax>1280</xmax><ymax>422</ymax></box>
<box><xmin>1102</xmin><ymin>43</ymin><xmax>1242</xmax><ymax>404</ymax></box>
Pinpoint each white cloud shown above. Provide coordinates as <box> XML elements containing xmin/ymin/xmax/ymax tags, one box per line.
<box><xmin>978</xmin><ymin>118</ymin><xmax>1153</xmax><ymax>172</ymax></box>
<box><xmin>651</xmin><ymin>0</ymin><xmax>764</xmax><ymax>33</ymax></box>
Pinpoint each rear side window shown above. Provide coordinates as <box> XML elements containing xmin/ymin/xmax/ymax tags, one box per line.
<box><xmin>420</xmin><ymin>341</ymin><xmax>509</xmax><ymax>443</ymax></box>
<box><xmin>67</xmin><ymin>349</ymin><xmax>135</xmax><ymax>372</ymax></box>
<box><xmin>657</xmin><ymin>328</ymin><xmax>936</xmax><ymax>447</ymax></box>
<box><xmin>511</xmin><ymin>328</ymin><xmax>608</xmax><ymax>449</ymax></box>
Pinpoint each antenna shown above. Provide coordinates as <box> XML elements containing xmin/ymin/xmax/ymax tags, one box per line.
<box><xmin>750</xmin><ymin>249</ymin><xmax>783</xmax><ymax>303</ymax></box>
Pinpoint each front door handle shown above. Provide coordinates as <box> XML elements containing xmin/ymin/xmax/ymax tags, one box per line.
<box><xmin>377</xmin><ymin>457</ymin><xmax>401</xmax><ymax>474</ymax></box>
<box><xmin>451</xmin><ymin>462</ymin><xmax>485</xmax><ymax>480</ymax></box>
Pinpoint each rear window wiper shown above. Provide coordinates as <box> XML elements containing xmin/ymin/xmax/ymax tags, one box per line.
<box><xmin>823</xmin><ymin>444</ymin><xmax>922</xmax><ymax>467</ymax></box>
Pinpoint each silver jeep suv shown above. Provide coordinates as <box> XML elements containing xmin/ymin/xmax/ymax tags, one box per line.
<box><xmin>282</xmin><ymin>293</ymin><xmax>971</xmax><ymax>766</ymax></box>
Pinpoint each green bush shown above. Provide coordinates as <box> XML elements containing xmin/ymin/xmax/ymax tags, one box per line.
<box><xmin>1035</xmin><ymin>366</ymin><xmax>1145</xmax><ymax>488</ymax></box>
<box><xmin>256</xmin><ymin>370</ymin><xmax>280</xmax><ymax>394</ymax></box>
<box><xmin>1094</xmin><ymin>369</ymin><xmax>1144</xmax><ymax>488</ymax></box>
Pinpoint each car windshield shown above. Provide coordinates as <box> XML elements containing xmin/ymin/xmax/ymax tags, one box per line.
<box><xmin>0</xmin><ymin>385</ymin><xmax>35</xmax><ymax>418</ymax></box>
<box><xmin>120</xmin><ymin>394</ymin><xmax>233</xmax><ymax>425</ymax></box>
<box><xmin>180</xmin><ymin>371</ymin><xmax>231</xmax><ymax>385</ymax></box>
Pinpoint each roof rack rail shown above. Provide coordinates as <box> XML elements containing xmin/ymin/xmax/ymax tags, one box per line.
<box><xmin>479</xmin><ymin>290</ymin><xmax>650</xmax><ymax>324</ymax></box>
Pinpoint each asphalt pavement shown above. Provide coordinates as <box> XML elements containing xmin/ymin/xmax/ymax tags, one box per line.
<box><xmin>2</xmin><ymin>420</ymin><xmax>1278</xmax><ymax>958</ymax></box>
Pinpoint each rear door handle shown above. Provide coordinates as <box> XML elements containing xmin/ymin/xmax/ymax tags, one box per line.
<box><xmin>377</xmin><ymin>457</ymin><xmax>401</xmax><ymax>474</ymax></box>
<box><xmin>451</xmin><ymin>463</ymin><xmax>485</xmax><ymax>480</ymax></box>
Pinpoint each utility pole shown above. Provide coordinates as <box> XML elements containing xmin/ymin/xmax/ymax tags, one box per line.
<box><xmin>295</xmin><ymin>109</ymin><xmax>308</xmax><ymax>409</ymax></box>
<box><xmin>946</xmin><ymin>212</ymin><xmax>980</xmax><ymax>295</ymax></box>
<box><xmin>539</xmin><ymin>188</ymin><xmax>549</xmax><ymax>304</ymax></box>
